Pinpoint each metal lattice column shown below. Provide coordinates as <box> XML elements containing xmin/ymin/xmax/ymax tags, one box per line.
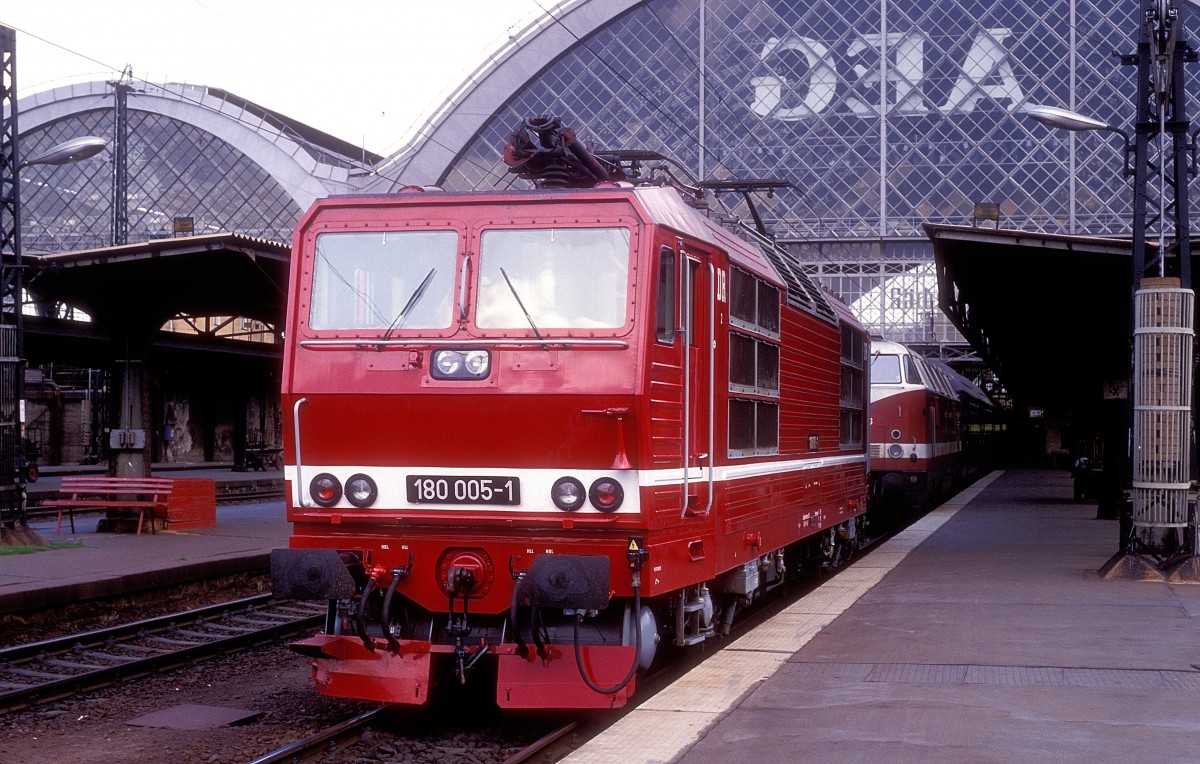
<box><xmin>1122</xmin><ymin>1</ymin><xmax>1195</xmax><ymax>288</ymax></box>
<box><xmin>0</xmin><ymin>25</ymin><xmax>27</xmax><ymax>531</ymax></box>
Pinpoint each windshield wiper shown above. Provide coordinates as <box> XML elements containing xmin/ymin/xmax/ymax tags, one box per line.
<box><xmin>499</xmin><ymin>267</ymin><xmax>545</xmax><ymax>343</ymax></box>
<box><xmin>381</xmin><ymin>268</ymin><xmax>437</xmax><ymax>341</ymax></box>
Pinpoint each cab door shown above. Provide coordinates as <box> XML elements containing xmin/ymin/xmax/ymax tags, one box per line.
<box><xmin>648</xmin><ymin>240</ymin><xmax>716</xmax><ymax>520</ymax></box>
<box><xmin>680</xmin><ymin>244</ymin><xmax>715</xmax><ymax>516</ymax></box>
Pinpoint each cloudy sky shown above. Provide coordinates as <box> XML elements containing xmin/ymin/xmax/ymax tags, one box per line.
<box><xmin>2</xmin><ymin>0</ymin><xmax>569</xmax><ymax>156</ymax></box>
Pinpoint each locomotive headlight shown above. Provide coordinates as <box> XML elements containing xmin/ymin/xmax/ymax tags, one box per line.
<box><xmin>589</xmin><ymin>477</ymin><xmax>625</xmax><ymax>512</ymax></box>
<box><xmin>309</xmin><ymin>473</ymin><xmax>343</xmax><ymax>507</ymax></box>
<box><xmin>463</xmin><ymin>350</ymin><xmax>490</xmax><ymax>375</ymax></box>
<box><xmin>887</xmin><ymin>444</ymin><xmax>904</xmax><ymax>459</ymax></box>
<box><xmin>431</xmin><ymin>348</ymin><xmax>491</xmax><ymax>380</ymax></box>
<box><xmin>345</xmin><ymin>473</ymin><xmax>378</xmax><ymax>508</ymax></box>
<box><xmin>551</xmin><ymin>477</ymin><xmax>586</xmax><ymax>511</ymax></box>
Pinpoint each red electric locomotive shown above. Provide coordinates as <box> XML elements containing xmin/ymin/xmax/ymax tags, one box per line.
<box><xmin>868</xmin><ymin>339</ymin><xmax>991</xmax><ymax>509</ymax></box>
<box><xmin>271</xmin><ymin>119</ymin><xmax>870</xmax><ymax>710</ymax></box>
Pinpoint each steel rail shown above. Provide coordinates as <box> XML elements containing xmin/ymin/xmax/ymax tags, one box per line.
<box><xmin>245</xmin><ymin>706</ymin><xmax>392</xmax><ymax>764</ymax></box>
<box><xmin>0</xmin><ymin>594</ymin><xmax>323</xmax><ymax>711</ymax></box>
<box><xmin>502</xmin><ymin>721</ymin><xmax>580</xmax><ymax>764</ymax></box>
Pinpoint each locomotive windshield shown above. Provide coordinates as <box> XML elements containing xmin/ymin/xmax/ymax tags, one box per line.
<box><xmin>309</xmin><ymin>231</ymin><xmax>458</xmax><ymax>330</ymax></box>
<box><xmin>475</xmin><ymin>227</ymin><xmax>631</xmax><ymax>330</ymax></box>
<box><xmin>871</xmin><ymin>354</ymin><xmax>902</xmax><ymax>384</ymax></box>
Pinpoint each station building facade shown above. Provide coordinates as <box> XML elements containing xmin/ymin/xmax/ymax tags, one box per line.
<box><xmin>8</xmin><ymin>0</ymin><xmax>1156</xmax><ymax>462</ymax></box>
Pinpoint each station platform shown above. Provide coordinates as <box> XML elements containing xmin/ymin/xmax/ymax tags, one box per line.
<box><xmin>567</xmin><ymin>469</ymin><xmax>1200</xmax><ymax>764</ymax></box>
<box><xmin>0</xmin><ymin>464</ymin><xmax>289</xmax><ymax>615</ymax></box>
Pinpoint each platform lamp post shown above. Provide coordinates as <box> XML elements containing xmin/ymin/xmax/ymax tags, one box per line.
<box><xmin>2</xmin><ymin>24</ymin><xmax>107</xmax><ymax>545</ymax></box>
<box><xmin>1024</xmin><ymin>0</ymin><xmax>1199</xmax><ymax>579</ymax></box>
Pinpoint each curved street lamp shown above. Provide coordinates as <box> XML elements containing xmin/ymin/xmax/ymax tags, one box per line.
<box><xmin>20</xmin><ymin>136</ymin><xmax>107</xmax><ymax>168</ymax></box>
<box><xmin>1023</xmin><ymin>104</ymin><xmax>1138</xmax><ymax>238</ymax></box>
<box><xmin>4</xmin><ymin>134</ymin><xmax>109</xmax><ymax>526</ymax></box>
<box><xmin>1024</xmin><ymin>104</ymin><xmax>1121</xmax><ymax>134</ymax></box>
<box><xmin>1023</xmin><ymin>104</ymin><xmax>1134</xmax><ymax>174</ymax></box>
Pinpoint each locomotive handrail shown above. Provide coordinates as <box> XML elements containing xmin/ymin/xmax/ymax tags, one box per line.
<box><xmin>298</xmin><ymin>339</ymin><xmax>629</xmax><ymax>349</ymax></box>
<box><xmin>679</xmin><ymin>241</ymin><xmax>691</xmax><ymax>517</ymax></box>
<box><xmin>703</xmin><ymin>262</ymin><xmax>715</xmax><ymax>514</ymax></box>
<box><xmin>293</xmin><ymin>397</ymin><xmax>308</xmax><ymax>507</ymax></box>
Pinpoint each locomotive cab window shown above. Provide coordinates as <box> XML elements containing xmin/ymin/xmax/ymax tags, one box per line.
<box><xmin>871</xmin><ymin>354</ymin><xmax>902</xmax><ymax>384</ymax></box>
<box><xmin>904</xmin><ymin>354</ymin><xmax>924</xmax><ymax>385</ymax></box>
<box><xmin>684</xmin><ymin>258</ymin><xmax>700</xmax><ymax>347</ymax></box>
<box><xmin>475</xmin><ymin>227</ymin><xmax>632</xmax><ymax>331</ymax></box>
<box><xmin>655</xmin><ymin>246</ymin><xmax>676</xmax><ymax>343</ymax></box>
<box><xmin>309</xmin><ymin>230</ymin><xmax>458</xmax><ymax>331</ymax></box>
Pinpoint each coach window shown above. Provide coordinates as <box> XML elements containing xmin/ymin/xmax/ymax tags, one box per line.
<box><xmin>655</xmin><ymin>246</ymin><xmax>676</xmax><ymax>343</ymax></box>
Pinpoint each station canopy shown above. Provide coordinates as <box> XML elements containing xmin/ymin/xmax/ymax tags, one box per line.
<box><xmin>926</xmin><ymin>223</ymin><xmax>1139</xmax><ymax>410</ymax></box>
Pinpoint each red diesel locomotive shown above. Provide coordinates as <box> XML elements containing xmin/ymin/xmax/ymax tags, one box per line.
<box><xmin>271</xmin><ymin>120</ymin><xmax>870</xmax><ymax>710</ymax></box>
<box><xmin>868</xmin><ymin>339</ymin><xmax>992</xmax><ymax>509</ymax></box>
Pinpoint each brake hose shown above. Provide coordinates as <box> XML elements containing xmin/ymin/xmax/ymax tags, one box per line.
<box><xmin>378</xmin><ymin>555</ymin><xmax>413</xmax><ymax>654</ymax></box>
<box><xmin>355</xmin><ymin>575</ymin><xmax>378</xmax><ymax>652</ymax></box>
<box><xmin>380</xmin><ymin>572</ymin><xmax>401</xmax><ymax>653</ymax></box>
<box><xmin>573</xmin><ymin>575</ymin><xmax>641</xmax><ymax>695</ymax></box>
<box><xmin>510</xmin><ymin>574</ymin><xmax>530</xmax><ymax>658</ymax></box>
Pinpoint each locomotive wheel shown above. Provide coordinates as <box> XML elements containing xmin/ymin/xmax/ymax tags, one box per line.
<box><xmin>833</xmin><ymin>538</ymin><xmax>856</xmax><ymax>569</ymax></box>
<box><xmin>821</xmin><ymin>533</ymin><xmax>847</xmax><ymax>571</ymax></box>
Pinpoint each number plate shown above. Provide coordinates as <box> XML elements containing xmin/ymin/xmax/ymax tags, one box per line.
<box><xmin>406</xmin><ymin>475</ymin><xmax>521</xmax><ymax>505</ymax></box>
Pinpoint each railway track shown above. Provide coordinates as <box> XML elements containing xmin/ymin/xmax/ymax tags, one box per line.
<box><xmin>0</xmin><ymin>594</ymin><xmax>323</xmax><ymax>712</ymax></box>
<box><xmin>245</xmin><ymin>706</ymin><xmax>392</xmax><ymax>764</ymax></box>
<box><xmin>245</xmin><ymin>707</ymin><xmax>577</xmax><ymax>764</ymax></box>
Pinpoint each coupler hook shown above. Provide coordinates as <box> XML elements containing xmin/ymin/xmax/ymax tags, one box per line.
<box><xmin>447</xmin><ymin>565</ymin><xmax>487</xmax><ymax>684</ymax></box>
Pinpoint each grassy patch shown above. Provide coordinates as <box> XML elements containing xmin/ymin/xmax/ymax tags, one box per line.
<box><xmin>0</xmin><ymin>540</ymin><xmax>85</xmax><ymax>555</ymax></box>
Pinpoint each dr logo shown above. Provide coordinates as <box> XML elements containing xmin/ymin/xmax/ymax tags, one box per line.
<box><xmin>750</xmin><ymin>28</ymin><xmax>1025</xmax><ymax>120</ymax></box>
